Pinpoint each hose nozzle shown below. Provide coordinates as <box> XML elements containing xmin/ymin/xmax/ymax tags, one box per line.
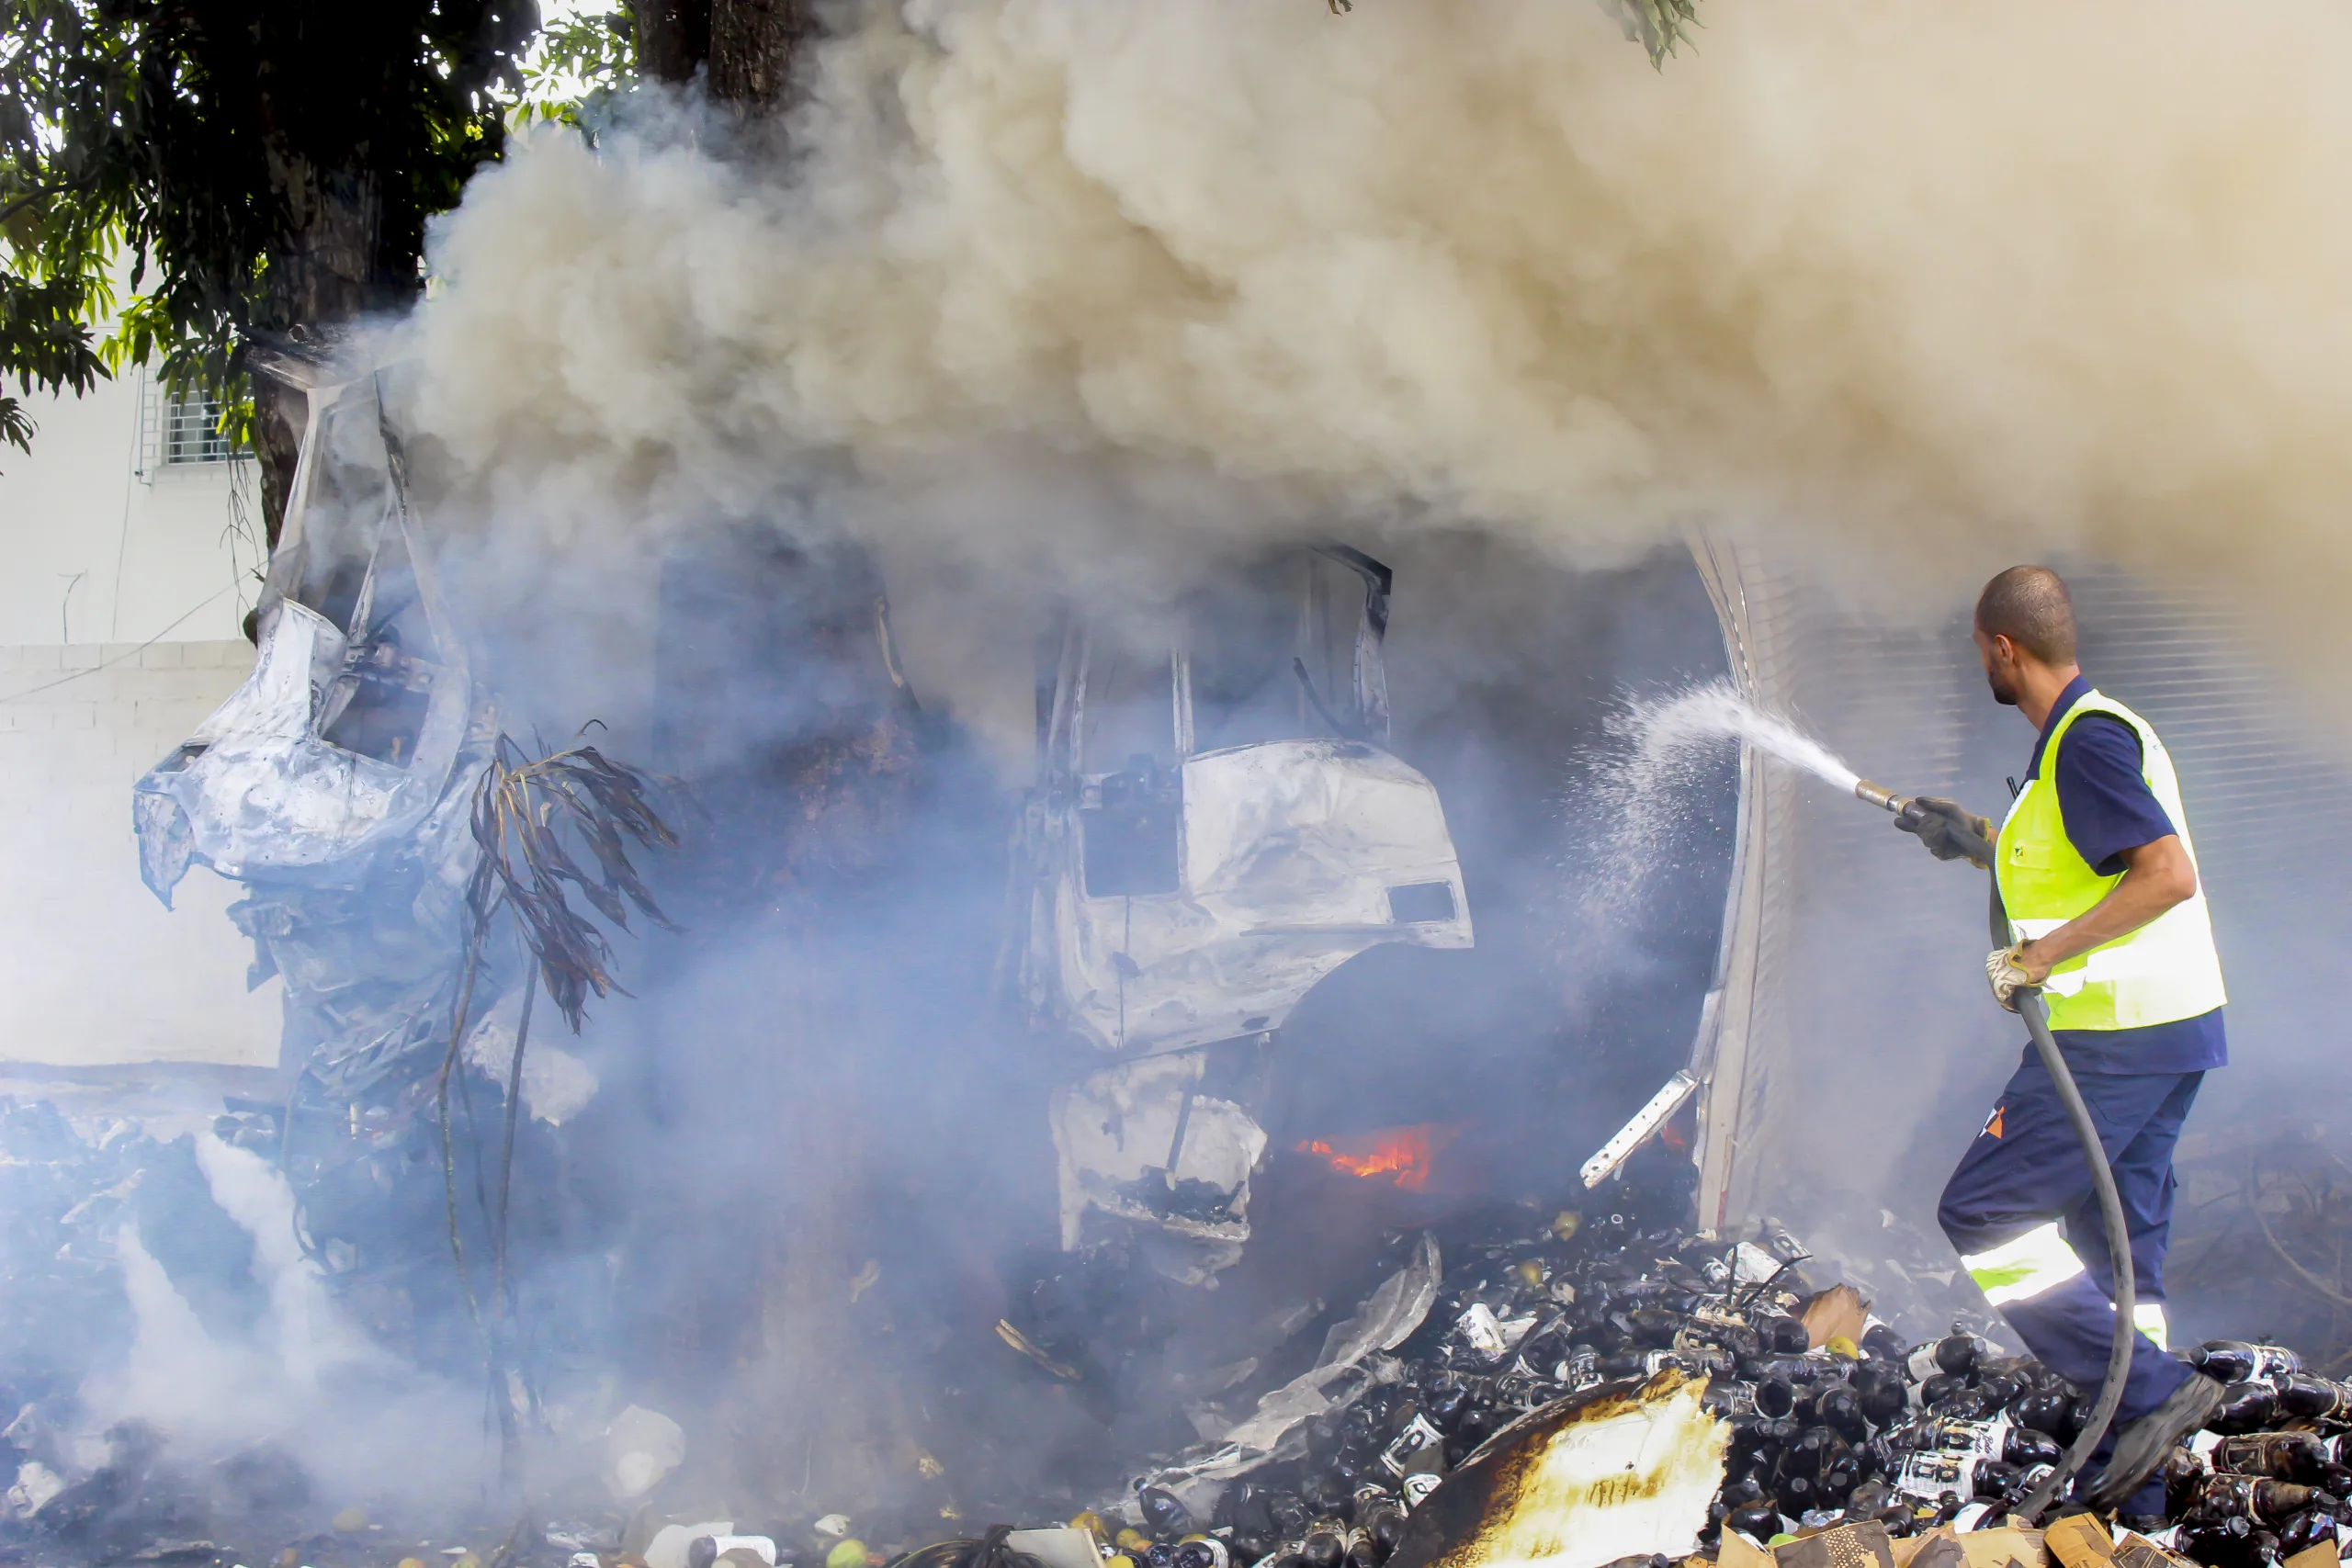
<box><xmin>1854</xmin><ymin>778</ymin><xmax>1908</xmax><ymax>814</ymax></box>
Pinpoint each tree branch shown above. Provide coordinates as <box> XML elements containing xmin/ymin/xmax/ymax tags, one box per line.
<box><xmin>0</xmin><ymin>176</ymin><xmax>87</xmax><ymax>229</ymax></box>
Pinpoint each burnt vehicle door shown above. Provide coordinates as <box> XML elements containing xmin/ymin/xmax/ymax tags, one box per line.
<box><xmin>132</xmin><ymin>366</ymin><xmax>476</xmax><ymax>906</ymax></box>
<box><xmin>1014</xmin><ymin>548</ymin><xmax>1472</xmax><ymax>1277</ymax></box>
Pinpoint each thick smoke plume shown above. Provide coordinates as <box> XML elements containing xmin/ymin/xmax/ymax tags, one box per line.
<box><xmin>408</xmin><ymin>0</ymin><xmax>2352</xmax><ymax>724</ymax></box>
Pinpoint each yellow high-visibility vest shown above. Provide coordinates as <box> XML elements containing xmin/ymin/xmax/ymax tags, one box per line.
<box><xmin>1994</xmin><ymin>689</ymin><xmax>2226</xmax><ymax>1031</ymax></box>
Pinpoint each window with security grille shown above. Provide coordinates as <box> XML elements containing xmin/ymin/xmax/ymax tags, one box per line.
<box><xmin>162</xmin><ymin>392</ymin><xmax>234</xmax><ymax>464</ymax></box>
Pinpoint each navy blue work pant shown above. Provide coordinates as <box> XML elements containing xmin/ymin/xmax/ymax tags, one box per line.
<box><xmin>1938</xmin><ymin>1052</ymin><xmax>2201</xmax><ymax>1472</ymax></box>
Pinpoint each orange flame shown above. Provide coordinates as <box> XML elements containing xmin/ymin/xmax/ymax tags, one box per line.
<box><xmin>1295</xmin><ymin>1122</ymin><xmax>1457</xmax><ymax>1190</ymax></box>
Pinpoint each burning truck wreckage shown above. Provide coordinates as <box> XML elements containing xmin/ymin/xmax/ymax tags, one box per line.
<box><xmin>3</xmin><ymin>339</ymin><xmax>2347</xmax><ymax>1568</ymax></box>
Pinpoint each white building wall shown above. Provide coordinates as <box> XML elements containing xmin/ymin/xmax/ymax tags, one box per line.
<box><xmin>0</xmin><ymin>372</ymin><xmax>279</xmax><ymax>1066</ymax></box>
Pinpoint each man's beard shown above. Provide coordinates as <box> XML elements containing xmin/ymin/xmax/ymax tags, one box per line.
<box><xmin>1986</xmin><ymin>670</ymin><xmax>2020</xmax><ymax>706</ymax></box>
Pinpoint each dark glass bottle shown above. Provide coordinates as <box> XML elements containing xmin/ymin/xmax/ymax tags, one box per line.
<box><xmin>1140</xmin><ymin>1488</ymin><xmax>1195</xmax><ymax>1538</ymax></box>
<box><xmin>1845</xmin><ymin>1479</ymin><xmax>1894</xmax><ymax>1517</ymax></box>
<box><xmin>1298</xmin><ymin>1529</ymin><xmax>1345</xmax><ymax>1568</ymax></box>
<box><xmin>1934</xmin><ymin>1332</ymin><xmax>1989</xmax><ymax>1378</ymax></box>
<box><xmin>2004</xmin><ymin>1427</ymin><xmax>2062</xmax><ymax>1468</ymax></box>
<box><xmin>2274</xmin><ymin>1372</ymin><xmax>2352</xmax><ymax>1422</ymax></box>
<box><xmin>1872</xmin><ymin>1505</ymin><xmax>1918</xmax><ymax>1539</ymax></box>
<box><xmin>1757</xmin><ymin>1313</ymin><xmax>1812</xmax><ymax>1356</ymax></box>
<box><xmin>2190</xmin><ymin>1472</ymin><xmax>2318</xmax><ymax>1525</ymax></box>
<box><xmin>2275</xmin><ymin>1507</ymin><xmax>2338</xmax><ymax>1561</ymax></box>
<box><xmin>1722</xmin><ymin>1422</ymin><xmax>1765</xmax><ymax>1484</ymax></box>
<box><xmin>2210</xmin><ymin>1382</ymin><xmax>2282</xmax><ymax>1435</ymax></box>
<box><xmin>1705</xmin><ymin>1382</ymin><xmax>1760</xmax><ymax>1420</ymax></box>
<box><xmin>1302</xmin><ymin>1472</ymin><xmax>1354</xmax><ymax>1520</ymax></box>
<box><xmin>1776</xmin><ymin>1427</ymin><xmax>1826</xmax><ymax>1480</ymax></box>
<box><xmin>2008</xmin><ymin>1389</ymin><xmax>2074</xmax><ymax>1438</ymax></box>
<box><xmin>1816</xmin><ymin>1383</ymin><xmax>1871</xmax><ymax>1443</ymax></box>
<box><xmin>1852</xmin><ymin>1362</ymin><xmax>1909</xmax><ymax>1426</ymax></box>
<box><xmin>1975</xmin><ymin>1369</ymin><xmax>2026</xmax><ymax>1407</ymax></box>
<box><xmin>1973</xmin><ymin>1459</ymin><xmax>2023</xmax><ymax>1500</ymax></box>
<box><xmin>2163</xmin><ymin>1447</ymin><xmax>2211</xmax><ymax>1517</ymax></box>
<box><xmin>1424</xmin><ymin>1380</ymin><xmax>1475</xmax><ymax>1434</ymax></box>
<box><xmin>2215</xmin><ymin>1432</ymin><xmax>2330</xmax><ymax>1485</ymax></box>
<box><xmin>2171</xmin><ymin>1515</ymin><xmax>2263</xmax><ymax>1568</ymax></box>
<box><xmin>2188</xmin><ymin>1341</ymin><xmax>2303</xmax><ymax>1383</ymax></box>
<box><xmin>1862</xmin><ymin>1324</ymin><xmax>1908</xmax><ymax>1364</ymax></box>
<box><xmin>1928</xmin><ymin>1388</ymin><xmax>1995</xmax><ymax>1421</ymax></box>
<box><xmin>1918</xmin><ymin>1372</ymin><xmax>1967</xmax><ymax>1408</ymax></box>
<box><xmin>1216</xmin><ymin>1481</ymin><xmax>1270</xmax><ymax>1538</ymax></box>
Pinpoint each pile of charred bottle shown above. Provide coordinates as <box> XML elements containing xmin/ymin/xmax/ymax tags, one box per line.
<box><xmin>1102</xmin><ymin>1205</ymin><xmax>2352</xmax><ymax>1568</ymax></box>
<box><xmin>1104</xmin><ymin>1212</ymin><xmax>1799</xmax><ymax>1568</ymax></box>
<box><xmin>2146</xmin><ymin>1341</ymin><xmax>2352</xmax><ymax>1566</ymax></box>
<box><xmin>1720</xmin><ymin>1329</ymin><xmax>2352</xmax><ymax>1560</ymax></box>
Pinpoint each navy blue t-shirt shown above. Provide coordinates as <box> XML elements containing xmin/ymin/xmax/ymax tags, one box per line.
<box><xmin>2019</xmin><ymin>675</ymin><xmax>2226</xmax><ymax>1075</ymax></box>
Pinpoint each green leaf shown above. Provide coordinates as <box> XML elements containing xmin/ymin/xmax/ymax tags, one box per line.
<box><xmin>1599</xmin><ymin>0</ymin><xmax>1703</xmax><ymax>68</ymax></box>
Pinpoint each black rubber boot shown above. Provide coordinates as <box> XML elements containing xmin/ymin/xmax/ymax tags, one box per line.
<box><xmin>2083</xmin><ymin>1372</ymin><xmax>2226</xmax><ymax>1512</ymax></box>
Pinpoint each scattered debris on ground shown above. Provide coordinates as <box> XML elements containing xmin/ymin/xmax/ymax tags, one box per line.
<box><xmin>11</xmin><ymin>1122</ymin><xmax>2352</xmax><ymax>1568</ymax></box>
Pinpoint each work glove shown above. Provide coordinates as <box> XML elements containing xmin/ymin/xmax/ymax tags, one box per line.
<box><xmin>1895</xmin><ymin>796</ymin><xmax>1996</xmax><ymax>868</ymax></box>
<box><xmin>1985</xmin><ymin>945</ymin><xmax>2034</xmax><ymax>1012</ymax></box>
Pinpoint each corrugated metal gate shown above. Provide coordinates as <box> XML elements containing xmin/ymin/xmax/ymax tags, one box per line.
<box><xmin>1683</xmin><ymin>536</ymin><xmax>2352</xmax><ymax>1325</ymax></box>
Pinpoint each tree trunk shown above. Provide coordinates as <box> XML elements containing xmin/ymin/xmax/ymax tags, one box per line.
<box><xmin>708</xmin><ymin>0</ymin><xmax>815</xmax><ymax>110</ymax></box>
<box><xmin>633</xmin><ymin>0</ymin><xmax>714</xmax><ymax>86</ymax></box>
<box><xmin>627</xmin><ymin>0</ymin><xmax>813</xmax><ymax>112</ymax></box>
<box><xmin>724</xmin><ymin>964</ymin><xmax>909</xmax><ymax>1511</ymax></box>
<box><xmin>644</xmin><ymin>526</ymin><xmax>927</xmax><ymax>1510</ymax></box>
<box><xmin>250</xmin><ymin>380</ymin><xmax>304</xmax><ymax>568</ymax></box>
<box><xmin>247</xmin><ymin>156</ymin><xmax>413</xmax><ymax>557</ymax></box>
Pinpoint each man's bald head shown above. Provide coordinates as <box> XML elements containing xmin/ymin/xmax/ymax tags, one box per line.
<box><xmin>1976</xmin><ymin>565</ymin><xmax>2077</xmax><ymax>666</ymax></box>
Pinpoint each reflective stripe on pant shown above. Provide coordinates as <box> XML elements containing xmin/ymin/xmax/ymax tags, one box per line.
<box><xmin>1962</xmin><ymin>1221</ymin><xmax>2086</xmax><ymax>1305</ymax></box>
<box><xmin>1939</xmin><ymin>1050</ymin><xmax>2204</xmax><ymax>1449</ymax></box>
<box><xmin>1961</xmin><ymin>1225</ymin><xmax>2168</xmax><ymax>1342</ymax></box>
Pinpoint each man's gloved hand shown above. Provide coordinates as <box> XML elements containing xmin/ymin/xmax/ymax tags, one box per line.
<box><xmin>1986</xmin><ymin>945</ymin><xmax>2035</xmax><ymax>1012</ymax></box>
<box><xmin>1895</xmin><ymin>796</ymin><xmax>1996</xmax><ymax>868</ymax></box>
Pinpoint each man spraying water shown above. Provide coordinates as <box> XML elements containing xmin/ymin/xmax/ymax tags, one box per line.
<box><xmin>1896</xmin><ymin>565</ymin><xmax>2229</xmax><ymax>1517</ymax></box>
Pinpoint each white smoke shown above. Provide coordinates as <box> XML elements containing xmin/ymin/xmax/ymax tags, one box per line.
<box><xmin>402</xmin><ymin>0</ymin><xmax>2352</xmax><ymax>730</ymax></box>
<box><xmin>78</xmin><ymin>1137</ymin><xmax>478</xmax><ymax>1506</ymax></box>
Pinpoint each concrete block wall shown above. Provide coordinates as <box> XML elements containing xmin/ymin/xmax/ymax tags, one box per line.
<box><xmin>0</xmin><ymin>640</ymin><xmax>281</xmax><ymax>1067</ymax></box>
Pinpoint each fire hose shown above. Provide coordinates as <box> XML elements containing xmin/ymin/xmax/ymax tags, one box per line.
<box><xmin>1854</xmin><ymin>779</ymin><xmax>2134</xmax><ymax>1525</ymax></box>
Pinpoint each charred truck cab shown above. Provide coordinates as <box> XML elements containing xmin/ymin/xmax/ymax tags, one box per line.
<box><xmin>1013</xmin><ymin>547</ymin><xmax>1473</xmax><ymax>1281</ymax></box>
<box><xmin>130</xmin><ymin>350</ymin><xmax>514</xmax><ymax>1318</ymax></box>
<box><xmin>132</xmin><ymin>353</ymin><xmax>477</xmax><ymax>905</ymax></box>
